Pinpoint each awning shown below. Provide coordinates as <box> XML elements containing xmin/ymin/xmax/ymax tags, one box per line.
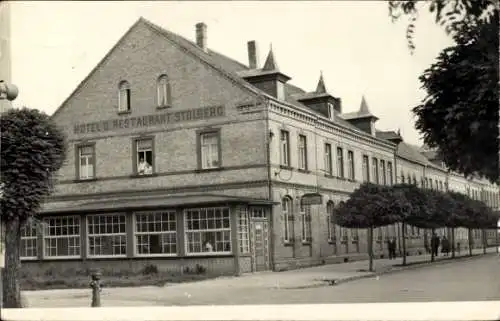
<box><xmin>40</xmin><ymin>193</ymin><xmax>277</xmax><ymax>215</ymax></box>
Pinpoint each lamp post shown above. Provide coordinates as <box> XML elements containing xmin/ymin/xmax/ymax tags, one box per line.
<box><xmin>0</xmin><ymin>80</ymin><xmax>18</xmax><ymax>309</ymax></box>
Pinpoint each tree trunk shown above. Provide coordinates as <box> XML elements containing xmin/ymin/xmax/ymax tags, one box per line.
<box><xmin>2</xmin><ymin>217</ymin><xmax>22</xmax><ymax>308</ymax></box>
<box><xmin>482</xmin><ymin>229</ymin><xmax>487</xmax><ymax>254</ymax></box>
<box><xmin>367</xmin><ymin>226</ymin><xmax>374</xmax><ymax>272</ymax></box>
<box><xmin>468</xmin><ymin>228</ymin><xmax>473</xmax><ymax>256</ymax></box>
<box><xmin>401</xmin><ymin>222</ymin><xmax>407</xmax><ymax>266</ymax></box>
<box><xmin>430</xmin><ymin>228</ymin><xmax>435</xmax><ymax>262</ymax></box>
<box><xmin>451</xmin><ymin>228</ymin><xmax>456</xmax><ymax>258</ymax></box>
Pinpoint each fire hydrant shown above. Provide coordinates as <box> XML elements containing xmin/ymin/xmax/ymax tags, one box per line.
<box><xmin>89</xmin><ymin>270</ymin><xmax>102</xmax><ymax>307</ymax></box>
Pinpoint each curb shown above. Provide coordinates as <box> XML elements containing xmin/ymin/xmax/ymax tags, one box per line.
<box><xmin>283</xmin><ymin>252</ymin><xmax>497</xmax><ymax>290</ymax></box>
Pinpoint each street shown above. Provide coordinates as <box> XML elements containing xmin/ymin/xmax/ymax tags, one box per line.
<box><xmin>23</xmin><ymin>254</ymin><xmax>500</xmax><ymax>307</ymax></box>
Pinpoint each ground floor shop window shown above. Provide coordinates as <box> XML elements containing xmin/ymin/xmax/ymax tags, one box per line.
<box><xmin>20</xmin><ymin>223</ymin><xmax>38</xmax><ymax>259</ymax></box>
<box><xmin>87</xmin><ymin>214</ymin><xmax>127</xmax><ymax>257</ymax></box>
<box><xmin>134</xmin><ymin>211</ymin><xmax>177</xmax><ymax>256</ymax></box>
<box><xmin>43</xmin><ymin>216</ymin><xmax>81</xmax><ymax>258</ymax></box>
<box><xmin>185</xmin><ymin>207</ymin><xmax>231</xmax><ymax>254</ymax></box>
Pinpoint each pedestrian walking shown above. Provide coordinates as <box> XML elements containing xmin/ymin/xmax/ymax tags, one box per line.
<box><xmin>431</xmin><ymin>233</ymin><xmax>440</xmax><ymax>257</ymax></box>
<box><xmin>387</xmin><ymin>237</ymin><xmax>397</xmax><ymax>259</ymax></box>
<box><xmin>441</xmin><ymin>236</ymin><xmax>450</xmax><ymax>256</ymax></box>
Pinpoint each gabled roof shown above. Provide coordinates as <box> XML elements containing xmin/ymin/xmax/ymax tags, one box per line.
<box><xmin>376</xmin><ymin>130</ymin><xmax>401</xmax><ymax>141</ymax></box>
<box><xmin>51</xmin><ymin>17</ymin><xmax>392</xmax><ymax>146</ymax></box>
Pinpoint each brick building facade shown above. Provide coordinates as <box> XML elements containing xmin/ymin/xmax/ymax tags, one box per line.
<box><xmin>20</xmin><ymin>18</ymin><xmax>499</xmax><ymax>276</ymax></box>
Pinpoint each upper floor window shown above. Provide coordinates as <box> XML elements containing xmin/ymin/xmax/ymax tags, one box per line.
<box><xmin>387</xmin><ymin>161</ymin><xmax>393</xmax><ymax>185</ymax></box>
<box><xmin>380</xmin><ymin>160</ymin><xmax>386</xmax><ymax>185</ymax></box>
<box><xmin>280</xmin><ymin>130</ymin><xmax>290</xmax><ymax>166</ymax></box>
<box><xmin>372</xmin><ymin>157</ymin><xmax>379</xmax><ymax>184</ymax></box>
<box><xmin>118</xmin><ymin>80</ymin><xmax>131</xmax><ymax>113</ymax></box>
<box><xmin>327</xmin><ymin>103</ymin><xmax>335</xmax><ymax>120</ymax></box>
<box><xmin>134</xmin><ymin>138</ymin><xmax>154</xmax><ymax>175</ymax></box>
<box><xmin>157</xmin><ymin>74</ymin><xmax>171</xmax><ymax>108</ymax></box>
<box><xmin>199</xmin><ymin>130</ymin><xmax>221</xmax><ymax>169</ymax></box>
<box><xmin>324</xmin><ymin>143</ymin><xmax>332</xmax><ymax>175</ymax></box>
<box><xmin>347</xmin><ymin>151</ymin><xmax>355</xmax><ymax>180</ymax></box>
<box><xmin>77</xmin><ymin>144</ymin><xmax>95</xmax><ymax>180</ymax></box>
<box><xmin>298</xmin><ymin>135</ymin><xmax>308</xmax><ymax>170</ymax></box>
<box><xmin>362</xmin><ymin>155</ymin><xmax>370</xmax><ymax>183</ymax></box>
<box><xmin>337</xmin><ymin>147</ymin><xmax>344</xmax><ymax>178</ymax></box>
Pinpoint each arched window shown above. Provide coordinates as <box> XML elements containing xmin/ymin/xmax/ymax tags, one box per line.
<box><xmin>281</xmin><ymin>197</ymin><xmax>293</xmax><ymax>243</ymax></box>
<box><xmin>157</xmin><ymin>74</ymin><xmax>171</xmax><ymax>107</ymax></box>
<box><xmin>326</xmin><ymin>201</ymin><xmax>335</xmax><ymax>242</ymax></box>
<box><xmin>118</xmin><ymin>81</ymin><xmax>131</xmax><ymax>112</ymax></box>
<box><xmin>300</xmin><ymin>200</ymin><xmax>312</xmax><ymax>243</ymax></box>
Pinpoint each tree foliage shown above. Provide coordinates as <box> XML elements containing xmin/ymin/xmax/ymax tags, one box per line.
<box><xmin>392</xmin><ymin>184</ymin><xmax>442</xmax><ymax>229</ymax></box>
<box><xmin>333</xmin><ymin>183</ymin><xmax>404</xmax><ymax>228</ymax></box>
<box><xmin>0</xmin><ymin>107</ymin><xmax>66</xmax><ymax>308</ymax></box>
<box><xmin>389</xmin><ymin>0</ymin><xmax>499</xmax><ymax>183</ymax></box>
<box><xmin>1</xmin><ymin>108</ymin><xmax>66</xmax><ymax>222</ymax></box>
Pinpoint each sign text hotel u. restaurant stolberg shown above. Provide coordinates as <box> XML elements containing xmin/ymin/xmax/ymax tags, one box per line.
<box><xmin>73</xmin><ymin>105</ymin><xmax>225</xmax><ymax>135</ymax></box>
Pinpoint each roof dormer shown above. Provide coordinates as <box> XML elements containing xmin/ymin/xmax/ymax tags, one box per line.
<box><xmin>239</xmin><ymin>45</ymin><xmax>291</xmax><ymax>101</ymax></box>
<box><xmin>341</xmin><ymin>96</ymin><xmax>379</xmax><ymax>136</ymax></box>
<box><xmin>291</xmin><ymin>72</ymin><xmax>341</xmax><ymax>120</ymax></box>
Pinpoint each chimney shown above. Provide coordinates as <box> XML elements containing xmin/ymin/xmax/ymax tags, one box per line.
<box><xmin>195</xmin><ymin>22</ymin><xmax>207</xmax><ymax>52</ymax></box>
<box><xmin>247</xmin><ymin>40</ymin><xmax>259</xmax><ymax>69</ymax></box>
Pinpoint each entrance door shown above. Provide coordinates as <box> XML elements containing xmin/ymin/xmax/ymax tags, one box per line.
<box><xmin>250</xmin><ymin>220</ymin><xmax>270</xmax><ymax>272</ymax></box>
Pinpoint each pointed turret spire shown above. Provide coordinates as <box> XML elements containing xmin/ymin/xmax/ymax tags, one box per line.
<box><xmin>316</xmin><ymin>71</ymin><xmax>327</xmax><ymax>94</ymax></box>
<box><xmin>359</xmin><ymin>95</ymin><xmax>371</xmax><ymax>114</ymax></box>
<box><xmin>262</xmin><ymin>44</ymin><xmax>279</xmax><ymax>71</ymax></box>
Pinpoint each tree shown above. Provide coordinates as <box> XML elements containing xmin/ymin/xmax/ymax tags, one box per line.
<box><xmin>444</xmin><ymin>191</ymin><xmax>469</xmax><ymax>257</ymax></box>
<box><xmin>392</xmin><ymin>184</ymin><xmax>444</xmax><ymax>263</ymax></box>
<box><xmin>333</xmin><ymin>183</ymin><xmax>405</xmax><ymax>272</ymax></box>
<box><xmin>389</xmin><ymin>1</ymin><xmax>499</xmax><ymax>183</ymax></box>
<box><xmin>0</xmin><ymin>108</ymin><xmax>66</xmax><ymax>308</ymax></box>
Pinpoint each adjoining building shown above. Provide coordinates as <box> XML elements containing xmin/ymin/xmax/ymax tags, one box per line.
<box><xmin>19</xmin><ymin>18</ymin><xmax>499</xmax><ymax>276</ymax></box>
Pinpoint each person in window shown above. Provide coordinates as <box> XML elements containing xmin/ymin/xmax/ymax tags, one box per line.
<box><xmin>138</xmin><ymin>157</ymin><xmax>150</xmax><ymax>175</ymax></box>
<box><xmin>204</xmin><ymin>240</ymin><xmax>213</xmax><ymax>252</ymax></box>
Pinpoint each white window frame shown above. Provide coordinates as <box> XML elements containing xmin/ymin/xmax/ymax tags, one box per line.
<box><xmin>282</xmin><ymin>197</ymin><xmax>293</xmax><ymax>243</ymax></box>
<box><xmin>157</xmin><ymin>74</ymin><xmax>170</xmax><ymax>107</ymax></box>
<box><xmin>347</xmin><ymin>150</ymin><xmax>355</xmax><ymax>180</ymax></box>
<box><xmin>326</xmin><ymin>202</ymin><xmax>335</xmax><ymax>242</ymax></box>
<box><xmin>380</xmin><ymin>160</ymin><xmax>386</xmax><ymax>185</ymax></box>
<box><xmin>336</xmin><ymin>147</ymin><xmax>344</xmax><ymax>178</ymax></box>
<box><xmin>280</xmin><ymin>130</ymin><xmax>290</xmax><ymax>166</ymax></box>
<box><xmin>298</xmin><ymin>135</ymin><xmax>307</xmax><ymax>170</ymax></box>
<box><xmin>362</xmin><ymin>155</ymin><xmax>370</xmax><ymax>183</ymax></box>
<box><xmin>387</xmin><ymin>161</ymin><xmax>393</xmax><ymax>185</ymax></box>
<box><xmin>136</xmin><ymin>138</ymin><xmax>154</xmax><ymax>175</ymax></box>
<box><xmin>200</xmin><ymin>132</ymin><xmax>220</xmax><ymax>169</ymax></box>
<box><xmin>43</xmin><ymin>216</ymin><xmax>81</xmax><ymax>259</ymax></box>
<box><xmin>118</xmin><ymin>80</ymin><xmax>131</xmax><ymax>112</ymax></box>
<box><xmin>300</xmin><ymin>203</ymin><xmax>312</xmax><ymax>243</ymax></box>
<box><xmin>327</xmin><ymin>103</ymin><xmax>335</xmax><ymax>120</ymax></box>
<box><xmin>324</xmin><ymin>143</ymin><xmax>332</xmax><ymax>175</ymax></box>
<box><xmin>238</xmin><ymin>208</ymin><xmax>250</xmax><ymax>254</ymax></box>
<box><xmin>184</xmin><ymin>207</ymin><xmax>231</xmax><ymax>255</ymax></box>
<box><xmin>87</xmin><ymin>214</ymin><xmax>127</xmax><ymax>258</ymax></box>
<box><xmin>20</xmin><ymin>223</ymin><xmax>38</xmax><ymax>260</ymax></box>
<box><xmin>134</xmin><ymin>211</ymin><xmax>177</xmax><ymax>257</ymax></box>
<box><xmin>372</xmin><ymin>157</ymin><xmax>379</xmax><ymax>184</ymax></box>
<box><xmin>78</xmin><ymin>145</ymin><xmax>95</xmax><ymax>180</ymax></box>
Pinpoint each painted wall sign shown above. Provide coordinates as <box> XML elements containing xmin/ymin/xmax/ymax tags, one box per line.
<box><xmin>301</xmin><ymin>193</ymin><xmax>323</xmax><ymax>205</ymax></box>
<box><xmin>73</xmin><ymin>105</ymin><xmax>225</xmax><ymax>135</ymax></box>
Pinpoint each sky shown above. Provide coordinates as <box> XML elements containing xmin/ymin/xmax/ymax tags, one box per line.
<box><xmin>9</xmin><ymin>1</ymin><xmax>454</xmax><ymax>146</ymax></box>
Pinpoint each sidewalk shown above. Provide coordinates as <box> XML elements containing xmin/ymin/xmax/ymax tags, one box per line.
<box><xmin>23</xmin><ymin>247</ymin><xmax>497</xmax><ymax>306</ymax></box>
